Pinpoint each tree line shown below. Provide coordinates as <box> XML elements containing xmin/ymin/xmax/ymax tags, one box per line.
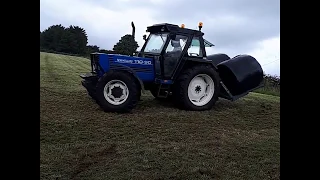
<box><xmin>40</xmin><ymin>24</ymin><xmax>139</xmax><ymax>56</ymax></box>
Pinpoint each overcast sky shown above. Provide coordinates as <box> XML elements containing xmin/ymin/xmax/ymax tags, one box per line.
<box><xmin>40</xmin><ymin>0</ymin><xmax>280</xmax><ymax>76</ymax></box>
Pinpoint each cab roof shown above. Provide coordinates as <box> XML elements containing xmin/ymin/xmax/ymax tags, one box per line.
<box><xmin>147</xmin><ymin>23</ymin><xmax>214</xmax><ymax>47</ymax></box>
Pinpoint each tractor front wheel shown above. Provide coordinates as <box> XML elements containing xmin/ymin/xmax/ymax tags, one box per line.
<box><xmin>174</xmin><ymin>65</ymin><xmax>220</xmax><ymax>111</ymax></box>
<box><xmin>95</xmin><ymin>71</ymin><xmax>139</xmax><ymax>113</ymax></box>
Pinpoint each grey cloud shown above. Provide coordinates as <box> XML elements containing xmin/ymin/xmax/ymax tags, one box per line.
<box><xmin>91</xmin><ymin>0</ymin><xmax>279</xmax><ymax>55</ymax></box>
<box><xmin>205</xmin><ymin>16</ymin><xmax>279</xmax><ymax>52</ymax></box>
<box><xmin>41</xmin><ymin>0</ymin><xmax>279</xmax><ymax>57</ymax></box>
<box><xmin>89</xmin><ymin>36</ymin><xmax>119</xmax><ymax>49</ymax></box>
<box><xmin>40</xmin><ymin>13</ymin><xmax>61</xmax><ymax>31</ymax></box>
<box><xmin>155</xmin><ymin>0</ymin><xmax>279</xmax><ymax>54</ymax></box>
<box><xmin>40</xmin><ymin>11</ymin><xmax>118</xmax><ymax>48</ymax></box>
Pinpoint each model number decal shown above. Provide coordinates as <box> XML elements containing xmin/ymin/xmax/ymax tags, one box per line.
<box><xmin>116</xmin><ymin>58</ymin><xmax>152</xmax><ymax>65</ymax></box>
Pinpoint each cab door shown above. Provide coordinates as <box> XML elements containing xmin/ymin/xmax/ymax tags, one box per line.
<box><xmin>162</xmin><ymin>35</ymin><xmax>189</xmax><ymax>78</ymax></box>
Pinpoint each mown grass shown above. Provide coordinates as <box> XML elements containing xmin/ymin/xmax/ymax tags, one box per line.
<box><xmin>40</xmin><ymin>52</ymin><xmax>280</xmax><ymax>180</ymax></box>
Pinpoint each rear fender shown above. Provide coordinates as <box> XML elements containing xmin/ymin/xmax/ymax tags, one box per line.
<box><xmin>173</xmin><ymin>57</ymin><xmax>218</xmax><ymax>80</ymax></box>
<box><xmin>217</xmin><ymin>54</ymin><xmax>264</xmax><ymax>100</ymax></box>
<box><xmin>183</xmin><ymin>58</ymin><xmax>218</xmax><ymax>71</ymax></box>
<box><xmin>206</xmin><ymin>53</ymin><xmax>230</xmax><ymax>66</ymax></box>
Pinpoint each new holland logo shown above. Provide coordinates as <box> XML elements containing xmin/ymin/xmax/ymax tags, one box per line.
<box><xmin>116</xmin><ymin>58</ymin><xmax>152</xmax><ymax>65</ymax></box>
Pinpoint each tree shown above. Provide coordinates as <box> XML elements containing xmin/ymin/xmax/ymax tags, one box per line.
<box><xmin>99</xmin><ymin>49</ymin><xmax>116</xmax><ymax>54</ymax></box>
<box><xmin>87</xmin><ymin>45</ymin><xmax>100</xmax><ymax>54</ymax></box>
<box><xmin>40</xmin><ymin>24</ymin><xmax>89</xmax><ymax>55</ymax></box>
<box><xmin>40</xmin><ymin>24</ymin><xmax>66</xmax><ymax>52</ymax></box>
<box><xmin>113</xmin><ymin>34</ymin><xmax>139</xmax><ymax>55</ymax></box>
<box><xmin>66</xmin><ymin>25</ymin><xmax>88</xmax><ymax>55</ymax></box>
<box><xmin>40</xmin><ymin>31</ymin><xmax>43</xmax><ymax>49</ymax></box>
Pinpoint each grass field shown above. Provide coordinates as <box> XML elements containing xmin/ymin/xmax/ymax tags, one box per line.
<box><xmin>40</xmin><ymin>52</ymin><xmax>280</xmax><ymax>180</ymax></box>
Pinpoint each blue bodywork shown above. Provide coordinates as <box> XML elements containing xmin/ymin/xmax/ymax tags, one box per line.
<box><xmin>96</xmin><ymin>54</ymin><xmax>155</xmax><ymax>82</ymax></box>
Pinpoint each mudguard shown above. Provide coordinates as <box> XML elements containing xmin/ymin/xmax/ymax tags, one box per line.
<box><xmin>207</xmin><ymin>53</ymin><xmax>230</xmax><ymax>66</ymax></box>
<box><xmin>217</xmin><ymin>55</ymin><xmax>264</xmax><ymax>98</ymax></box>
<box><xmin>109</xmin><ymin>68</ymin><xmax>146</xmax><ymax>93</ymax></box>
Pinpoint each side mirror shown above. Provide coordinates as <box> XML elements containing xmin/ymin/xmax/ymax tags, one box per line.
<box><xmin>143</xmin><ymin>35</ymin><xmax>147</xmax><ymax>41</ymax></box>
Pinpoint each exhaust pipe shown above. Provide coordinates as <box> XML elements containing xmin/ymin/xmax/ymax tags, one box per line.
<box><xmin>131</xmin><ymin>21</ymin><xmax>135</xmax><ymax>40</ymax></box>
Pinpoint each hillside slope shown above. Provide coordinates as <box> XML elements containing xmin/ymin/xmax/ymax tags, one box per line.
<box><xmin>40</xmin><ymin>52</ymin><xmax>280</xmax><ymax>180</ymax></box>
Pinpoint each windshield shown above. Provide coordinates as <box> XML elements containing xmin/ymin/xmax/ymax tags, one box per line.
<box><xmin>144</xmin><ymin>33</ymin><xmax>168</xmax><ymax>53</ymax></box>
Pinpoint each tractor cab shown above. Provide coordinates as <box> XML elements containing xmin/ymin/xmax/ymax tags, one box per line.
<box><xmin>138</xmin><ymin>23</ymin><xmax>213</xmax><ymax>82</ymax></box>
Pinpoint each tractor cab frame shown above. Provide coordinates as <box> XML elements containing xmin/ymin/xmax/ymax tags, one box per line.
<box><xmin>138</xmin><ymin>23</ymin><xmax>214</xmax><ymax>83</ymax></box>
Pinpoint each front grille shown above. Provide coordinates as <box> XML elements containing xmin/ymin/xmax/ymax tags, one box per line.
<box><xmin>90</xmin><ymin>53</ymin><xmax>100</xmax><ymax>72</ymax></box>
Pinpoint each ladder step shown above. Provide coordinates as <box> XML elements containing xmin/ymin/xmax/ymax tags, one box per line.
<box><xmin>157</xmin><ymin>84</ymin><xmax>170</xmax><ymax>98</ymax></box>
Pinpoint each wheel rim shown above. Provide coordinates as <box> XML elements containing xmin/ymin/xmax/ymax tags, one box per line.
<box><xmin>187</xmin><ymin>74</ymin><xmax>215</xmax><ymax>106</ymax></box>
<box><xmin>103</xmin><ymin>80</ymin><xmax>129</xmax><ymax>105</ymax></box>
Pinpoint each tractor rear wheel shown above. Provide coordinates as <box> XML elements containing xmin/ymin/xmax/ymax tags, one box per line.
<box><xmin>95</xmin><ymin>71</ymin><xmax>139</xmax><ymax>113</ymax></box>
<box><xmin>174</xmin><ymin>64</ymin><xmax>220</xmax><ymax>111</ymax></box>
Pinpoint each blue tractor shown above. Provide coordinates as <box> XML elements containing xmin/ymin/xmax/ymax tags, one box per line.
<box><xmin>80</xmin><ymin>22</ymin><xmax>264</xmax><ymax>113</ymax></box>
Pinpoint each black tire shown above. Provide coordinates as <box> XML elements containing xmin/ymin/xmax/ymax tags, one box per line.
<box><xmin>173</xmin><ymin>64</ymin><xmax>220</xmax><ymax>111</ymax></box>
<box><xmin>95</xmin><ymin>71</ymin><xmax>139</xmax><ymax>113</ymax></box>
<box><xmin>82</xmin><ymin>80</ymin><xmax>97</xmax><ymax>100</ymax></box>
<box><xmin>137</xmin><ymin>89</ymin><xmax>142</xmax><ymax>101</ymax></box>
<box><xmin>150</xmin><ymin>87</ymin><xmax>158</xmax><ymax>98</ymax></box>
<box><xmin>88</xmin><ymin>91</ymin><xmax>96</xmax><ymax>99</ymax></box>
